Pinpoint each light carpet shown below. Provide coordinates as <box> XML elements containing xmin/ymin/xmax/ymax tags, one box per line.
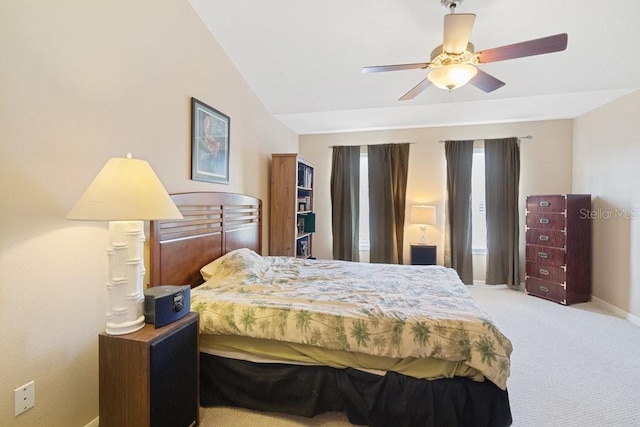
<box><xmin>199</xmin><ymin>285</ymin><xmax>640</xmax><ymax>426</ymax></box>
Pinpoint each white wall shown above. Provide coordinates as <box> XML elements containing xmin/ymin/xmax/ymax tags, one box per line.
<box><xmin>573</xmin><ymin>90</ymin><xmax>640</xmax><ymax>320</ymax></box>
<box><xmin>0</xmin><ymin>1</ymin><xmax>297</xmax><ymax>425</ymax></box>
<box><xmin>300</xmin><ymin>119</ymin><xmax>574</xmax><ymax>283</ymax></box>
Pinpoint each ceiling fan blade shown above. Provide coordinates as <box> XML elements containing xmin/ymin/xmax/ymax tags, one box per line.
<box><xmin>443</xmin><ymin>13</ymin><xmax>476</xmax><ymax>54</ymax></box>
<box><xmin>476</xmin><ymin>33</ymin><xmax>568</xmax><ymax>63</ymax></box>
<box><xmin>469</xmin><ymin>68</ymin><xmax>506</xmax><ymax>93</ymax></box>
<box><xmin>399</xmin><ymin>77</ymin><xmax>432</xmax><ymax>101</ymax></box>
<box><xmin>362</xmin><ymin>63</ymin><xmax>430</xmax><ymax>73</ymax></box>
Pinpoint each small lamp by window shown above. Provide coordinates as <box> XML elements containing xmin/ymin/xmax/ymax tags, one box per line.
<box><xmin>410</xmin><ymin>205</ymin><xmax>436</xmax><ymax>244</ymax></box>
<box><xmin>67</xmin><ymin>154</ymin><xmax>183</xmax><ymax>335</ymax></box>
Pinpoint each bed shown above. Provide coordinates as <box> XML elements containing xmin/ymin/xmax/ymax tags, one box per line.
<box><xmin>149</xmin><ymin>191</ymin><xmax>512</xmax><ymax>427</ymax></box>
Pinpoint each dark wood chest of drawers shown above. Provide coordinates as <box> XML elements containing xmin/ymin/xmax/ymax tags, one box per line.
<box><xmin>525</xmin><ymin>194</ymin><xmax>591</xmax><ymax>305</ymax></box>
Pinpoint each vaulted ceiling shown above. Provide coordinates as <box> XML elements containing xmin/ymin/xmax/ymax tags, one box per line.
<box><xmin>189</xmin><ymin>0</ymin><xmax>640</xmax><ymax>134</ymax></box>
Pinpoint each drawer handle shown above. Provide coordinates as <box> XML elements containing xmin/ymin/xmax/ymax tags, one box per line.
<box><xmin>539</xmin><ymin>268</ymin><xmax>550</xmax><ymax>276</ymax></box>
<box><xmin>539</xmin><ymin>285</ymin><xmax>550</xmax><ymax>292</ymax></box>
<box><xmin>539</xmin><ymin>218</ymin><xmax>550</xmax><ymax>224</ymax></box>
<box><xmin>538</xmin><ymin>252</ymin><xmax>549</xmax><ymax>259</ymax></box>
<box><xmin>539</xmin><ymin>235</ymin><xmax>549</xmax><ymax>241</ymax></box>
<box><xmin>539</xmin><ymin>201</ymin><xmax>551</xmax><ymax>207</ymax></box>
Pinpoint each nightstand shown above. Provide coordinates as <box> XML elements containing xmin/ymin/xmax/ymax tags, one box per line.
<box><xmin>99</xmin><ymin>311</ymin><xmax>199</xmax><ymax>427</ymax></box>
<box><xmin>410</xmin><ymin>244</ymin><xmax>437</xmax><ymax>265</ymax></box>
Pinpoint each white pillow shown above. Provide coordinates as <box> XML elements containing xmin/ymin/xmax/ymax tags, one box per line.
<box><xmin>200</xmin><ymin>248</ymin><xmax>267</xmax><ymax>281</ymax></box>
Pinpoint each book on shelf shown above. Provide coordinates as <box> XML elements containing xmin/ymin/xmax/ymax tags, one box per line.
<box><xmin>297</xmin><ymin>238</ymin><xmax>309</xmax><ymax>257</ymax></box>
<box><xmin>302</xmin><ymin>212</ymin><xmax>315</xmax><ymax>232</ymax></box>
<box><xmin>297</xmin><ymin>165</ymin><xmax>313</xmax><ymax>188</ymax></box>
<box><xmin>297</xmin><ymin>196</ymin><xmax>312</xmax><ymax>212</ymax></box>
<box><xmin>296</xmin><ymin>212</ymin><xmax>316</xmax><ymax>234</ymax></box>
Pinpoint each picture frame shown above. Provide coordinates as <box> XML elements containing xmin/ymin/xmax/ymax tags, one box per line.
<box><xmin>191</xmin><ymin>97</ymin><xmax>230</xmax><ymax>184</ymax></box>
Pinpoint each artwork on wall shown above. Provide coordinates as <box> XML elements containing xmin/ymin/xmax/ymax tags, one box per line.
<box><xmin>191</xmin><ymin>97</ymin><xmax>230</xmax><ymax>184</ymax></box>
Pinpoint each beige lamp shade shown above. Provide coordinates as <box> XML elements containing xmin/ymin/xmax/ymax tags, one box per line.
<box><xmin>410</xmin><ymin>205</ymin><xmax>436</xmax><ymax>225</ymax></box>
<box><xmin>67</xmin><ymin>155</ymin><xmax>183</xmax><ymax>221</ymax></box>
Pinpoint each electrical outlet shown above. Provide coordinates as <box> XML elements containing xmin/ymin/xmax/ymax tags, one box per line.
<box><xmin>14</xmin><ymin>381</ymin><xmax>35</xmax><ymax>416</ymax></box>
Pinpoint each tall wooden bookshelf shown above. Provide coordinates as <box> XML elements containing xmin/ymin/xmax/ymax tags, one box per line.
<box><xmin>269</xmin><ymin>153</ymin><xmax>315</xmax><ymax>258</ymax></box>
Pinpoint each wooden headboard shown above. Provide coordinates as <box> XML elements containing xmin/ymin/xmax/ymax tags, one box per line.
<box><xmin>149</xmin><ymin>192</ymin><xmax>262</xmax><ymax>288</ymax></box>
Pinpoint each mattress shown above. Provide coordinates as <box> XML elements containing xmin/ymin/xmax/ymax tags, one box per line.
<box><xmin>191</xmin><ymin>248</ymin><xmax>512</xmax><ymax>390</ymax></box>
<box><xmin>200</xmin><ymin>334</ymin><xmax>485</xmax><ymax>381</ymax></box>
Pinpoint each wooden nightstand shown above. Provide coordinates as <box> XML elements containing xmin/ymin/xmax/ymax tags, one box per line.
<box><xmin>410</xmin><ymin>244</ymin><xmax>437</xmax><ymax>265</ymax></box>
<box><xmin>99</xmin><ymin>312</ymin><xmax>199</xmax><ymax>427</ymax></box>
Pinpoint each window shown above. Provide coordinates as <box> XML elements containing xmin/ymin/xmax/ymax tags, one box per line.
<box><xmin>471</xmin><ymin>145</ymin><xmax>487</xmax><ymax>253</ymax></box>
<box><xmin>359</xmin><ymin>152</ymin><xmax>369</xmax><ymax>251</ymax></box>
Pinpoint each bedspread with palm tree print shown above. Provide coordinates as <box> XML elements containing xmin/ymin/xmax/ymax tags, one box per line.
<box><xmin>192</xmin><ymin>248</ymin><xmax>512</xmax><ymax>390</ymax></box>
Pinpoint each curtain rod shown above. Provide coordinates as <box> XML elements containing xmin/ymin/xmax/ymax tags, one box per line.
<box><xmin>438</xmin><ymin>135</ymin><xmax>533</xmax><ymax>143</ymax></box>
<box><xmin>327</xmin><ymin>142</ymin><xmax>416</xmax><ymax>148</ymax></box>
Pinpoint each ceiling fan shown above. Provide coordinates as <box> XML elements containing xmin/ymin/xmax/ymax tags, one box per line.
<box><xmin>362</xmin><ymin>0</ymin><xmax>568</xmax><ymax>100</ymax></box>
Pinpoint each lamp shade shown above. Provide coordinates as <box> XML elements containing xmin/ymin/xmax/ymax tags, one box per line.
<box><xmin>410</xmin><ymin>205</ymin><xmax>436</xmax><ymax>225</ymax></box>
<box><xmin>67</xmin><ymin>155</ymin><xmax>183</xmax><ymax>221</ymax></box>
<box><xmin>427</xmin><ymin>64</ymin><xmax>477</xmax><ymax>91</ymax></box>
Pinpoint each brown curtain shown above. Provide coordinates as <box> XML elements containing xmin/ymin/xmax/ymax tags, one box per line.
<box><xmin>444</xmin><ymin>140</ymin><xmax>474</xmax><ymax>284</ymax></box>
<box><xmin>330</xmin><ymin>145</ymin><xmax>360</xmax><ymax>261</ymax></box>
<box><xmin>485</xmin><ymin>137</ymin><xmax>521</xmax><ymax>287</ymax></box>
<box><xmin>368</xmin><ymin>143</ymin><xmax>410</xmax><ymax>264</ymax></box>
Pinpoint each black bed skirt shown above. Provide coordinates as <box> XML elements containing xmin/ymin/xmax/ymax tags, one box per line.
<box><xmin>200</xmin><ymin>353</ymin><xmax>512</xmax><ymax>427</ymax></box>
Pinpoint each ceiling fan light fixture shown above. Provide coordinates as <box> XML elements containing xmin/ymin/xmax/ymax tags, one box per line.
<box><xmin>427</xmin><ymin>63</ymin><xmax>477</xmax><ymax>91</ymax></box>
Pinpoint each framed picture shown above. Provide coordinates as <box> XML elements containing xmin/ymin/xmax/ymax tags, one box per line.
<box><xmin>191</xmin><ymin>97</ymin><xmax>230</xmax><ymax>184</ymax></box>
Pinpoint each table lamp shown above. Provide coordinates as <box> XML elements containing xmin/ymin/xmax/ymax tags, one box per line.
<box><xmin>67</xmin><ymin>154</ymin><xmax>183</xmax><ymax>335</ymax></box>
<box><xmin>410</xmin><ymin>205</ymin><xmax>436</xmax><ymax>244</ymax></box>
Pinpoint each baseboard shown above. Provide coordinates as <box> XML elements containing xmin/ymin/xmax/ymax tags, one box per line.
<box><xmin>85</xmin><ymin>417</ymin><xmax>99</xmax><ymax>427</ymax></box>
<box><xmin>471</xmin><ymin>281</ymin><xmax>523</xmax><ymax>290</ymax></box>
<box><xmin>629</xmin><ymin>312</ymin><xmax>640</xmax><ymax>327</ymax></box>
<box><xmin>591</xmin><ymin>296</ymin><xmax>640</xmax><ymax>327</ymax></box>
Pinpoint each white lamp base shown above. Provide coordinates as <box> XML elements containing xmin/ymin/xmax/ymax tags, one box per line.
<box><xmin>106</xmin><ymin>316</ymin><xmax>145</xmax><ymax>335</ymax></box>
<box><xmin>419</xmin><ymin>225</ymin><xmax>428</xmax><ymax>244</ymax></box>
<box><xmin>105</xmin><ymin>220</ymin><xmax>146</xmax><ymax>335</ymax></box>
